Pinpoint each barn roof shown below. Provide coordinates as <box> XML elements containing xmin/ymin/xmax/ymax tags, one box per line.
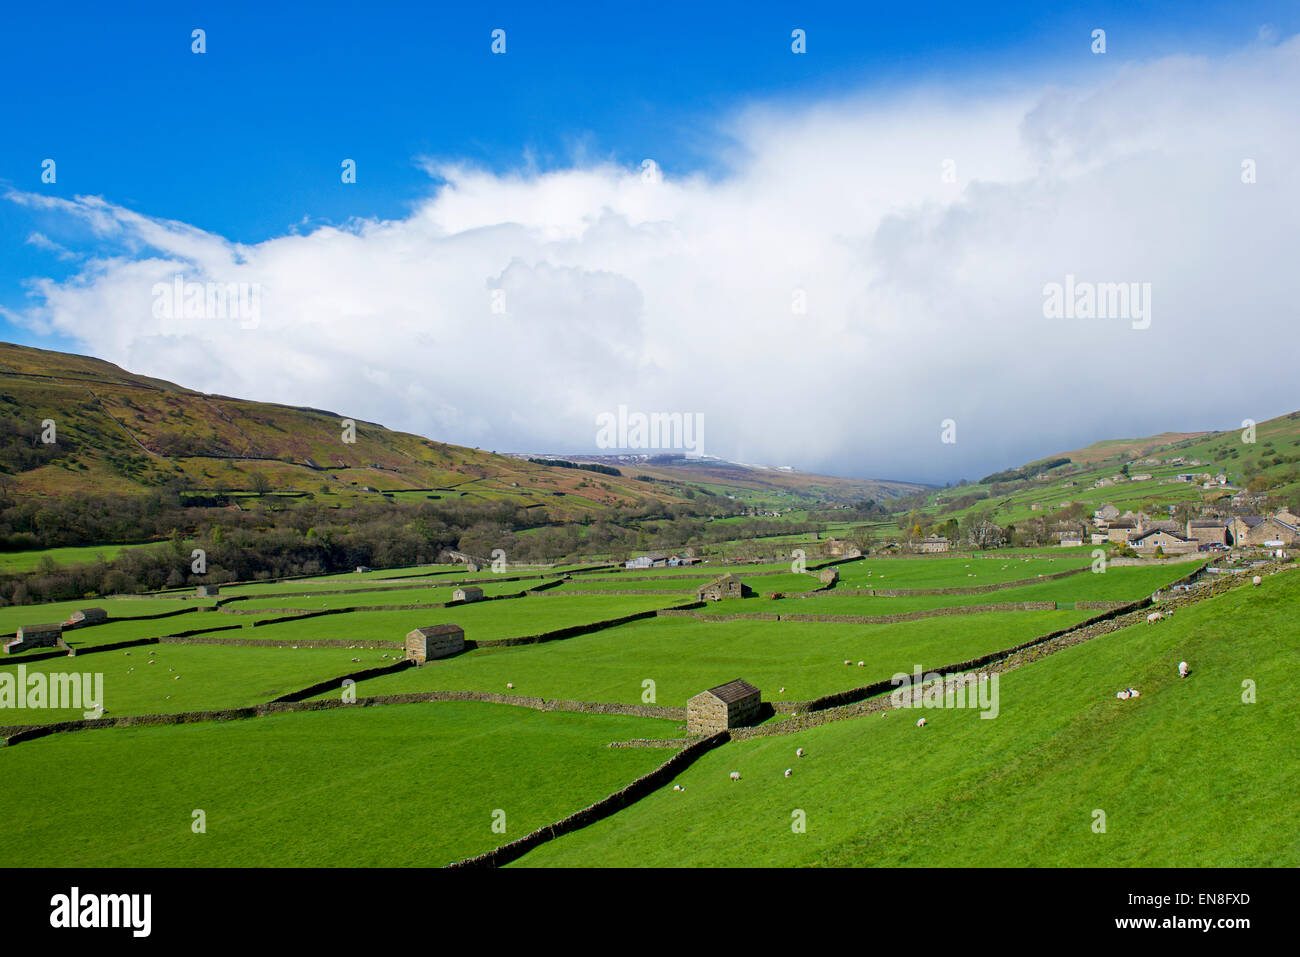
<box><xmin>703</xmin><ymin>573</ymin><xmax>741</xmax><ymax>586</ymax></box>
<box><xmin>705</xmin><ymin>678</ymin><xmax>759</xmax><ymax>704</ymax></box>
<box><xmin>408</xmin><ymin>624</ymin><xmax>464</xmax><ymax>637</ymax></box>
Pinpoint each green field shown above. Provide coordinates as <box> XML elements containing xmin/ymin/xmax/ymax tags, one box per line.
<box><xmin>517</xmin><ymin>568</ymin><xmax>1300</xmax><ymax>866</ymax></box>
<box><xmin>0</xmin><ymin>703</ymin><xmax>678</xmax><ymax>866</ymax></box>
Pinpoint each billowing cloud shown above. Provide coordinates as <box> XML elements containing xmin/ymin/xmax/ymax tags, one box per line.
<box><xmin>7</xmin><ymin>34</ymin><xmax>1300</xmax><ymax>484</ymax></box>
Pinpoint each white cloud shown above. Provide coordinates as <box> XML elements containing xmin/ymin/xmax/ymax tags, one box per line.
<box><xmin>7</xmin><ymin>35</ymin><xmax>1300</xmax><ymax>483</ymax></box>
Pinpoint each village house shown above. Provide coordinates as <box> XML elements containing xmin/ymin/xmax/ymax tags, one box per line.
<box><xmin>452</xmin><ymin>586</ymin><xmax>484</xmax><ymax>603</ymax></box>
<box><xmin>686</xmin><ymin>679</ymin><xmax>762</xmax><ymax>734</ymax></box>
<box><xmin>698</xmin><ymin>573</ymin><xmax>744</xmax><ymax>601</ymax></box>
<box><xmin>916</xmin><ymin>535</ymin><xmax>950</xmax><ymax>553</ymax></box>
<box><xmin>1274</xmin><ymin>507</ymin><xmax>1300</xmax><ymax>527</ymax></box>
<box><xmin>404</xmin><ymin>624</ymin><xmax>465</xmax><ymax>664</ymax></box>
<box><xmin>1106</xmin><ymin>520</ymin><xmax>1137</xmax><ymax>544</ymax></box>
<box><xmin>1186</xmin><ymin>520</ymin><xmax>1228</xmax><ymax>547</ymax></box>
<box><xmin>1226</xmin><ymin>516</ymin><xmax>1263</xmax><ymax>547</ymax></box>
<box><xmin>1094</xmin><ymin>504</ymin><xmax>1120</xmax><ymax>524</ymax></box>
<box><xmin>1244</xmin><ymin>515</ymin><xmax>1299</xmax><ymax>547</ymax></box>
<box><xmin>1130</xmin><ymin>529</ymin><xmax>1198</xmax><ymax>556</ymax></box>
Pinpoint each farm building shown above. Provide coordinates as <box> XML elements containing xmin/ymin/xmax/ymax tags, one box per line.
<box><xmin>405</xmin><ymin>624</ymin><xmax>466</xmax><ymax>664</ymax></box>
<box><xmin>196</xmin><ymin>585</ymin><xmax>219</xmax><ymax>598</ymax></box>
<box><xmin>4</xmin><ymin>623</ymin><xmax>66</xmax><ymax>655</ymax></box>
<box><xmin>355</xmin><ymin>566</ymin><xmax>372</xmax><ymax>574</ymax></box>
<box><xmin>64</xmin><ymin>608</ymin><xmax>107</xmax><ymax>628</ymax></box>
<box><xmin>1130</xmin><ymin>529</ymin><xmax>1198</xmax><ymax>556</ymax></box>
<box><xmin>686</xmin><ymin>679</ymin><xmax>762</xmax><ymax>734</ymax></box>
<box><xmin>453</xmin><ymin>586</ymin><xmax>484</xmax><ymax>603</ymax></box>
<box><xmin>1186</xmin><ymin>520</ymin><xmax>1228</xmax><ymax>546</ymax></box>
<box><xmin>625</xmin><ymin>552</ymin><xmax>669</xmax><ymax>569</ymax></box>
<box><xmin>697</xmin><ymin>573</ymin><xmax>744</xmax><ymax>601</ymax></box>
<box><xmin>916</xmin><ymin>535</ymin><xmax>950</xmax><ymax>553</ymax></box>
<box><xmin>1058</xmin><ymin>532</ymin><xmax>1084</xmax><ymax>548</ymax></box>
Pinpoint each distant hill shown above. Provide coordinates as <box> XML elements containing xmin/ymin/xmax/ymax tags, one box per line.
<box><xmin>0</xmin><ymin>342</ymin><xmax>691</xmax><ymax>514</ymax></box>
<box><xmin>507</xmin><ymin>452</ymin><xmax>929</xmax><ymax>504</ymax></box>
<box><xmin>0</xmin><ymin>343</ymin><xmax>925</xmax><ymax>512</ymax></box>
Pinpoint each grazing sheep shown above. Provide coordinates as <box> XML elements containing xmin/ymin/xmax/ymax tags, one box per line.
<box><xmin>784</xmin><ymin>769</ymin><xmax>792</xmax><ymax>777</ymax></box>
<box><xmin>506</xmin><ymin>682</ymin><xmax>514</xmax><ymax>689</ymax></box>
<box><xmin>673</xmin><ymin>785</ymin><xmax>682</xmax><ymax>791</ymax></box>
<box><xmin>778</xmin><ymin>686</ymin><xmax>785</xmax><ymax>693</ymax></box>
<box><xmin>729</xmin><ymin>771</ymin><xmax>741</xmax><ymax>782</ymax></box>
<box><xmin>857</xmin><ymin>660</ymin><xmax>865</xmax><ymax>667</ymax></box>
<box><xmin>796</xmin><ymin>747</ymin><xmax>805</xmax><ymax>757</ymax></box>
<box><xmin>844</xmin><ymin>660</ymin><xmax>851</xmax><ymax>666</ymax></box>
<box><xmin>1178</xmin><ymin>661</ymin><xmax>1189</xmax><ymax>678</ymax></box>
<box><xmin>916</xmin><ymin>717</ymin><xmax>927</xmax><ymax>727</ymax></box>
<box><xmin>1129</xmin><ymin>688</ymin><xmax>1141</xmax><ymax>698</ymax></box>
<box><xmin>1253</xmin><ymin>575</ymin><xmax>1262</xmax><ymax>586</ymax></box>
<box><xmin>1146</xmin><ymin>611</ymin><xmax>1164</xmax><ymax>624</ymax></box>
<box><xmin>1116</xmin><ymin>690</ymin><xmax>1130</xmax><ymax>700</ymax></box>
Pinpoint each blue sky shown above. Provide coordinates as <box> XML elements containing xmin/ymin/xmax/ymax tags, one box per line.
<box><xmin>2</xmin><ymin>2</ymin><xmax>1298</xmax><ymax>481</ymax></box>
<box><xmin>4</xmin><ymin>0</ymin><xmax>1292</xmax><ymax>343</ymax></box>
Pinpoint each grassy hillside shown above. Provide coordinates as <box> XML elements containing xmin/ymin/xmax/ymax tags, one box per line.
<box><xmin>517</xmin><ymin>567</ymin><xmax>1299</xmax><ymax>866</ymax></box>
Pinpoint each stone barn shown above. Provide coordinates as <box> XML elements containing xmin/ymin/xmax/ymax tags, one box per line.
<box><xmin>196</xmin><ymin>585</ymin><xmax>220</xmax><ymax>598</ymax></box>
<box><xmin>453</xmin><ymin>586</ymin><xmax>484</xmax><ymax>603</ymax></box>
<box><xmin>687</xmin><ymin>679</ymin><xmax>762</xmax><ymax>734</ymax></box>
<box><xmin>64</xmin><ymin>608</ymin><xmax>107</xmax><ymax>628</ymax></box>
<box><xmin>4</xmin><ymin>623</ymin><xmax>66</xmax><ymax>655</ymax></box>
<box><xmin>405</xmin><ymin>624</ymin><xmax>465</xmax><ymax>664</ymax></box>
<box><xmin>697</xmin><ymin>573</ymin><xmax>743</xmax><ymax>602</ymax></box>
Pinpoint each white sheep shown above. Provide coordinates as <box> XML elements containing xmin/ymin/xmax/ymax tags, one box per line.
<box><xmin>506</xmin><ymin>682</ymin><xmax>514</xmax><ymax>689</ymax></box>
<box><xmin>843</xmin><ymin>659</ymin><xmax>851</xmax><ymax>666</ymax></box>
<box><xmin>784</xmin><ymin>768</ymin><xmax>792</xmax><ymax>777</ymax></box>
<box><xmin>1252</xmin><ymin>575</ymin><xmax>1262</xmax><ymax>586</ymax></box>
<box><xmin>1146</xmin><ymin>611</ymin><xmax>1164</xmax><ymax>624</ymax></box>
<box><xmin>1116</xmin><ymin>690</ymin><xmax>1130</xmax><ymax>699</ymax></box>
<box><xmin>916</xmin><ymin>717</ymin><xmax>927</xmax><ymax>727</ymax></box>
<box><xmin>729</xmin><ymin>771</ymin><xmax>741</xmax><ymax>781</ymax></box>
<box><xmin>796</xmin><ymin>747</ymin><xmax>804</xmax><ymax>757</ymax></box>
<box><xmin>857</xmin><ymin>660</ymin><xmax>865</xmax><ymax>667</ymax></box>
<box><xmin>1178</xmin><ymin>661</ymin><xmax>1189</xmax><ymax>678</ymax></box>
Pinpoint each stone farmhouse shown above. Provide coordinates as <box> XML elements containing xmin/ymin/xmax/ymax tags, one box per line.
<box><xmin>405</xmin><ymin>624</ymin><xmax>465</xmax><ymax>664</ymax></box>
<box><xmin>1241</xmin><ymin>515</ymin><xmax>1299</xmax><ymax>547</ymax></box>
<box><xmin>1094</xmin><ymin>504</ymin><xmax>1121</xmax><ymax>524</ymax></box>
<box><xmin>916</xmin><ymin>535</ymin><xmax>950</xmax><ymax>553</ymax></box>
<box><xmin>698</xmin><ymin>573</ymin><xmax>744</xmax><ymax>601</ymax></box>
<box><xmin>686</xmin><ymin>679</ymin><xmax>761</xmax><ymax>734</ymax></box>
<box><xmin>1130</xmin><ymin>529</ymin><xmax>1198</xmax><ymax>556</ymax></box>
<box><xmin>453</xmin><ymin>586</ymin><xmax>484</xmax><ymax>603</ymax></box>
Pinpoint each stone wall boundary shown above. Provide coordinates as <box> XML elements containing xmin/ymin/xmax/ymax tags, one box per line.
<box><xmin>445</xmin><ymin>731</ymin><xmax>730</xmax><ymax>868</ymax></box>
